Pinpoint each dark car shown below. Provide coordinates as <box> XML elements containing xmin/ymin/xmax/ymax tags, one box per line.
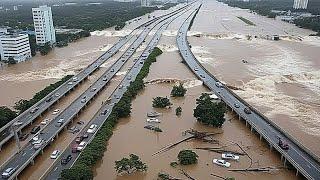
<box><xmin>18</xmin><ymin>133</ymin><xmax>29</xmax><ymax>141</ymax></box>
<box><xmin>244</xmin><ymin>107</ymin><xmax>252</xmax><ymax>114</ymax></box>
<box><xmin>75</xmin><ymin>136</ymin><xmax>84</xmax><ymax>144</ymax></box>
<box><xmin>61</xmin><ymin>155</ymin><xmax>72</xmax><ymax>165</ymax></box>
<box><xmin>30</xmin><ymin>126</ymin><xmax>41</xmax><ymax>134</ymax></box>
<box><xmin>45</xmin><ymin>96</ymin><xmax>53</xmax><ymax>102</ymax></box>
<box><xmin>234</xmin><ymin>103</ymin><xmax>240</xmax><ymax>108</ymax></box>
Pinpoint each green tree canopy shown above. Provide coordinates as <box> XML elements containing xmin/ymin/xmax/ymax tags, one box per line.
<box><xmin>177</xmin><ymin>150</ymin><xmax>198</xmax><ymax>165</ymax></box>
<box><xmin>152</xmin><ymin>97</ymin><xmax>172</xmax><ymax>108</ymax></box>
<box><xmin>193</xmin><ymin>93</ymin><xmax>226</xmax><ymax>127</ymax></box>
<box><xmin>0</xmin><ymin>107</ymin><xmax>17</xmax><ymax>128</ymax></box>
<box><xmin>115</xmin><ymin>154</ymin><xmax>147</xmax><ymax>175</ymax></box>
<box><xmin>171</xmin><ymin>83</ymin><xmax>187</xmax><ymax>97</ymax></box>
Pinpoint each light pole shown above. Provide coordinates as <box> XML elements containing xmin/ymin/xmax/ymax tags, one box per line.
<box><xmin>11</xmin><ymin>124</ymin><xmax>21</xmax><ymax>153</ymax></box>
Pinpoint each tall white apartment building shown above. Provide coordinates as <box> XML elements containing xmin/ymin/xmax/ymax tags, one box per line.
<box><xmin>293</xmin><ymin>0</ymin><xmax>308</xmax><ymax>9</ymax></box>
<box><xmin>32</xmin><ymin>5</ymin><xmax>56</xmax><ymax>46</ymax></box>
<box><xmin>0</xmin><ymin>34</ymin><xmax>31</xmax><ymax>63</ymax></box>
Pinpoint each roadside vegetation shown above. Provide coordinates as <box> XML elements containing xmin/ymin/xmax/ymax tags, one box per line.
<box><xmin>61</xmin><ymin>47</ymin><xmax>163</xmax><ymax>179</ymax></box>
<box><xmin>115</xmin><ymin>154</ymin><xmax>147</xmax><ymax>175</ymax></box>
<box><xmin>0</xmin><ymin>75</ymin><xmax>72</xmax><ymax>129</ymax></box>
<box><xmin>237</xmin><ymin>16</ymin><xmax>256</xmax><ymax>26</ymax></box>
<box><xmin>193</xmin><ymin>93</ymin><xmax>227</xmax><ymax>127</ymax></box>
<box><xmin>14</xmin><ymin>75</ymin><xmax>72</xmax><ymax>114</ymax></box>
<box><xmin>56</xmin><ymin>31</ymin><xmax>91</xmax><ymax>48</ymax></box>
<box><xmin>171</xmin><ymin>83</ymin><xmax>187</xmax><ymax>97</ymax></box>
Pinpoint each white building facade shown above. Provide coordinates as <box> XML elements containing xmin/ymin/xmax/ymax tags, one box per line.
<box><xmin>0</xmin><ymin>34</ymin><xmax>31</xmax><ymax>62</ymax></box>
<box><xmin>32</xmin><ymin>5</ymin><xmax>56</xmax><ymax>46</ymax></box>
<box><xmin>293</xmin><ymin>0</ymin><xmax>308</xmax><ymax>9</ymax></box>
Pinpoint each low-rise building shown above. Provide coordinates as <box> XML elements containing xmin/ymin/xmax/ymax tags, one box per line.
<box><xmin>0</xmin><ymin>33</ymin><xmax>31</xmax><ymax>63</ymax></box>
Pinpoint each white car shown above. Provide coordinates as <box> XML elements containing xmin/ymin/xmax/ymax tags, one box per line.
<box><xmin>32</xmin><ymin>139</ymin><xmax>42</xmax><ymax>145</ymax></box>
<box><xmin>40</xmin><ymin>118</ymin><xmax>50</xmax><ymax>125</ymax></box>
<box><xmin>1</xmin><ymin>167</ymin><xmax>16</xmax><ymax>178</ymax></box>
<box><xmin>67</xmin><ymin>82</ymin><xmax>73</xmax><ymax>85</ymax></box>
<box><xmin>72</xmin><ymin>77</ymin><xmax>78</xmax><ymax>82</ymax></box>
<box><xmin>146</xmin><ymin>118</ymin><xmax>160</xmax><ymax>123</ymax></box>
<box><xmin>77</xmin><ymin>141</ymin><xmax>87</xmax><ymax>151</ymax></box>
<box><xmin>87</xmin><ymin>124</ymin><xmax>97</xmax><ymax>133</ymax></box>
<box><xmin>52</xmin><ymin>109</ymin><xmax>60</xmax><ymax>115</ymax></box>
<box><xmin>33</xmin><ymin>140</ymin><xmax>43</xmax><ymax>149</ymax></box>
<box><xmin>222</xmin><ymin>153</ymin><xmax>239</xmax><ymax>161</ymax></box>
<box><xmin>213</xmin><ymin>159</ymin><xmax>231</xmax><ymax>168</ymax></box>
<box><xmin>50</xmin><ymin>150</ymin><xmax>60</xmax><ymax>159</ymax></box>
<box><xmin>32</xmin><ymin>135</ymin><xmax>39</xmax><ymax>142</ymax></box>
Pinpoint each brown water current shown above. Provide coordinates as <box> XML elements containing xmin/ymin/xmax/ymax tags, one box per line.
<box><xmin>188</xmin><ymin>0</ymin><xmax>320</xmax><ymax>156</ymax></box>
<box><xmin>93</xmin><ymin>7</ymin><xmax>300</xmax><ymax>179</ymax></box>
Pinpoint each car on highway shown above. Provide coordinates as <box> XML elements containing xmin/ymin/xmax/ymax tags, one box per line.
<box><xmin>111</xmin><ymin>69</ymin><xmax>114</xmax><ymax>72</ymax></box>
<box><xmin>30</xmin><ymin>107</ymin><xmax>39</xmax><ymax>114</ymax></box>
<box><xmin>215</xmin><ymin>82</ymin><xmax>223</xmax><ymax>88</ymax></box>
<box><xmin>81</xmin><ymin>96</ymin><xmax>87</xmax><ymax>103</ymax></box>
<box><xmin>55</xmin><ymin>118</ymin><xmax>65</xmax><ymax>127</ymax></box>
<box><xmin>102</xmin><ymin>76</ymin><xmax>108</xmax><ymax>81</ymax></box>
<box><xmin>52</xmin><ymin>109</ymin><xmax>60</xmax><ymax>115</ymax></box>
<box><xmin>50</xmin><ymin>150</ymin><xmax>61</xmax><ymax>159</ymax></box>
<box><xmin>194</xmin><ymin>67</ymin><xmax>199</xmax><ymax>71</ymax></box>
<box><xmin>87</xmin><ymin>124</ymin><xmax>97</xmax><ymax>134</ymax></box>
<box><xmin>33</xmin><ymin>140</ymin><xmax>43</xmax><ymax>149</ymax></box>
<box><xmin>72</xmin><ymin>77</ymin><xmax>78</xmax><ymax>82</ymax></box>
<box><xmin>234</xmin><ymin>103</ymin><xmax>240</xmax><ymax>108</ymax></box>
<box><xmin>18</xmin><ymin>133</ymin><xmax>29</xmax><ymax>141</ymax></box>
<box><xmin>46</xmin><ymin>96</ymin><xmax>53</xmax><ymax>102</ymax></box>
<box><xmin>40</xmin><ymin>118</ymin><xmax>50</xmax><ymax>125</ymax></box>
<box><xmin>67</xmin><ymin>82</ymin><xmax>73</xmax><ymax>85</ymax></box>
<box><xmin>31</xmin><ymin>126</ymin><xmax>41</xmax><ymax>134</ymax></box>
<box><xmin>1</xmin><ymin>167</ymin><xmax>16</xmax><ymax>179</ymax></box>
<box><xmin>75</xmin><ymin>136</ymin><xmax>84</xmax><ymax>144</ymax></box>
<box><xmin>61</xmin><ymin>155</ymin><xmax>72</xmax><ymax>165</ymax></box>
<box><xmin>127</xmin><ymin>75</ymin><xmax>132</xmax><ymax>80</ymax></box>
<box><xmin>212</xmin><ymin>159</ymin><xmax>231</xmax><ymax>168</ymax></box>
<box><xmin>32</xmin><ymin>135</ymin><xmax>39</xmax><ymax>142</ymax></box>
<box><xmin>76</xmin><ymin>141</ymin><xmax>87</xmax><ymax>151</ymax></box>
<box><xmin>119</xmin><ymin>85</ymin><xmax>123</xmax><ymax>89</ymax></box>
<box><xmin>200</xmin><ymin>74</ymin><xmax>205</xmax><ymax>78</ymax></box>
<box><xmin>55</xmin><ymin>93</ymin><xmax>60</xmax><ymax>97</ymax></box>
<box><xmin>13</xmin><ymin>121</ymin><xmax>23</xmax><ymax>126</ymax></box>
<box><xmin>100</xmin><ymin>109</ymin><xmax>109</xmax><ymax>116</ymax></box>
<box><xmin>244</xmin><ymin>107</ymin><xmax>252</xmax><ymax>114</ymax></box>
<box><xmin>90</xmin><ymin>87</ymin><xmax>97</xmax><ymax>92</ymax></box>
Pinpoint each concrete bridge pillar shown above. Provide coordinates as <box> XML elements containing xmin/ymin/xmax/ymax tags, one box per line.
<box><xmin>259</xmin><ymin>134</ymin><xmax>262</xmax><ymax>141</ymax></box>
<box><xmin>283</xmin><ymin>158</ymin><xmax>287</xmax><ymax>168</ymax></box>
<box><xmin>41</xmin><ymin>149</ymin><xmax>44</xmax><ymax>155</ymax></box>
<box><xmin>269</xmin><ymin>144</ymin><xmax>273</xmax><ymax>151</ymax></box>
<box><xmin>250</xmin><ymin>126</ymin><xmax>253</xmax><ymax>132</ymax></box>
<box><xmin>239</xmin><ymin>115</ymin><xmax>241</xmax><ymax>120</ymax></box>
<box><xmin>0</xmin><ymin>145</ymin><xmax>2</xmax><ymax>151</ymax></box>
<box><xmin>31</xmin><ymin>159</ymin><xmax>35</xmax><ymax>165</ymax></box>
<box><xmin>296</xmin><ymin>169</ymin><xmax>299</xmax><ymax>176</ymax></box>
<box><xmin>281</xmin><ymin>154</ymin><xmax>283</xmax><ymax>161</ymax></box>
<box><xmin>56</xmin><ymin>133</ymin><xmax>59</xmax><ymax>138</ymax></box>
<box><xmin>245</xmin><ymin>121</ymin><xmax>248</xmax><ymax>127</ymax></box>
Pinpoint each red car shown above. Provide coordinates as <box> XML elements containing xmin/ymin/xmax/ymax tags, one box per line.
<box><xmin>72</xmin><ymin>144</ymin><xmax>79</xmax><ymax>153</ymax></box>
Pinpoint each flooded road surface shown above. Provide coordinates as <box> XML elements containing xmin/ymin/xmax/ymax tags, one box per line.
<box><xmin>93</xmin><ymin>9</ymin><xmax>298</xmax><ymax>179</ymax></box>
<box><xmin>188</xmin><ymin>0</ymin><xmax>320</xmax><ymax>156</ymax></box>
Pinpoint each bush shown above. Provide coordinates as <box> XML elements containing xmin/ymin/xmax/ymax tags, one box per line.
<box><xmin>152</xmin><ymin>97</ymin><xmax>172</xmax><ymax>108</ymax></box>
<box><xmin>175</xmin><ymin>106</ymin><xmax>182</xmax><ymax>116</ymax></box>
<box><xmin>171</xmin><ymin>83</ymin><xmax>187</xmax><ymax>97</ymax></box>
<box><xmin>177</xmin><ymin>150</ymin><xmax>198</xmax><ymax>165</ymax></box>
<box><xmin>193</xmin><ymin>93</ymin><xmax>227</xmax><ymax>127</ymax></box>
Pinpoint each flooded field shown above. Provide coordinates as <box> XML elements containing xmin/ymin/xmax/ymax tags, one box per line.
<box><xmin>188</xmin><ymin>0</ymin><xmax>320</xmax><ymax>156</ymax></box>
<box><xmin>0</xmin><ymin>0</ymin><xmax>318</xmax><ymax>179</ymax></box>
<box><xmin>93</xmin><ymin>6</ymin><xmax>300</xmax><ymax>179</ymax></box>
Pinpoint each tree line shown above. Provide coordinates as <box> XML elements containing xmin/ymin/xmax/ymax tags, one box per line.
<box><xmin>0</xmin><ymin>75</ymin><xmax>72</xmax><ymax>129</ymax></box>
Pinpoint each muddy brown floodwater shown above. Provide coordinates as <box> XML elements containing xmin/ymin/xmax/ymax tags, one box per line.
<box><xmin>93</xmin><ymin>5</ymin><xmax>300</xmax><ymax>179</ymax></box>
<box><xmin>188</xmin><ymin>0</ymin><xmax>320</xmax><ymax>156</ymax></box>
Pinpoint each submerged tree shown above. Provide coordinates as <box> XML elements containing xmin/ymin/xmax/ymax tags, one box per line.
<box><xmin>115</xmin><ymin>154</ymin><xmax>147</xmax><ymax>175</ymax></box>
<box><xmin>178</xmin><ymin>150</ymin><xmax>198</xmax><ymax>165</ymax></box>
<box><xmin>193</xmin><ymin>93</ymin><xmax>226</xmax><ymax>127</ymax></box>
<box><xmin>171</xmin><ymin>83</ymin><xmax>187</xmax><ymax>97</ymax></box>
<box><xmin>152</xmin><ymin>97</ymin><xmax>172</xmax><ymax>108</ymax></box>
<box><xmin>175</xmin><ymin>106</ymin><xmax>182</xmax><ymax>116</ymax></box>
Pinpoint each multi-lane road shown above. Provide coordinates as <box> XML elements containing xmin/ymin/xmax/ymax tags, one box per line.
<box><xmin>0</xmin><ymin>3</ymin><xmax>196</xmax><ymax>180</ymax></box>
<box><xmin>176</xmin><ymin>5</ymin><xmax>320</xmax><ymax>180</ymax></box>
<box><xmin>44</xmin><ymin>5</ymin><xmax>199</xmax><ymax>179</ymax></box>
